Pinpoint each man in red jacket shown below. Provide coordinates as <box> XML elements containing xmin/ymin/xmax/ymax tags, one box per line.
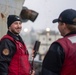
<box><xmin>41</xmin><ymin>9</ymin><xmax>76</xmax><ymax>75</ymax></box>
<box><xmin>0</xmin><ymin>15</ymin><xmax>35</xmax><ymax>75</ymax></box>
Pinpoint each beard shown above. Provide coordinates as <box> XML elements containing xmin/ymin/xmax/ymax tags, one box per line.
<box><xmin>10</xmin><ymin>28</ymin><xmax>21</xmax><ymax>35</ymax></box>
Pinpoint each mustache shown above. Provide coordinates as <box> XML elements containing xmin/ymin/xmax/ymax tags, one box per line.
<box><xmin>16</xmin><ymin>27</ymin><xmax>22</xmax><ymax>29</ymax></box>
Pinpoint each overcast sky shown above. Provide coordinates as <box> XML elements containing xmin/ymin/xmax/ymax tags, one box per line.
<box><xmin>22</xmin><ymin>0</ymin><xmax>76</xmax><ymax>32</ymax></box>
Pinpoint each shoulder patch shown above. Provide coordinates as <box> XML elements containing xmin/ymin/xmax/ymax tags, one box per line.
<box><xmin>2</xmin><ymin>49</ymin><xmax>9</xmax><ymax>55</ymax></box>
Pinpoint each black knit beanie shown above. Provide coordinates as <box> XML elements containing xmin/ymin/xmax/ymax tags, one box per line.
<box><xmin>7</xmin><ymin>15</ymin><xmax>21</xmax><ymax>28</ymax></box>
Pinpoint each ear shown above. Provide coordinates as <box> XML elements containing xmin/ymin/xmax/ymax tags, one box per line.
<box><xmin>63</xmin><ymin>23</ymin><xmax>67</xmax><ymax>29</ymax></box>
<box><xmin>63</xmin><ymin>23</ymin><xmax>70</xmax><ymax>33</ymax></box>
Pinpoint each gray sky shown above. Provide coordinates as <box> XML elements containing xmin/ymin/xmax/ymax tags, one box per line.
<box><xmin>22</xmin><ymin>0</ymin><xmax>76</xmax><ymax>32</ymax></box>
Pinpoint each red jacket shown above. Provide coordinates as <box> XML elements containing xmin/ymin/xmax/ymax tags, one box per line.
<box><xmin>2</xmin><ymin>35</ymin><xmax>31</xmax><ymax>75</ymax></box>
<box><xmin>57</xmin><ymin>34</ymin><xmax>76</xmax><ymax>75</ymax></box>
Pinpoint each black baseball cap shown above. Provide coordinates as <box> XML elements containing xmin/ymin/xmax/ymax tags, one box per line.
<box><xmin>52</xmin><ymin>9</ymin><xmax>76</xmax><ymax>25</ymax></box>
<box><xmin>7</xmin><ymin>15</ymin><xmax>21</xmax><ymax>28</ymax></box>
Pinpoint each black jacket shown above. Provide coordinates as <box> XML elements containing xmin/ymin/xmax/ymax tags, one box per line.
<box><xmin>0</xmin><ymin>31</ymin><xmax>24</xmax><ymax>75</ymax></box>
<box><xmin>41</xmin><ymin>32</ymin><xmax>76</xmax><ymax>75</ymax></box>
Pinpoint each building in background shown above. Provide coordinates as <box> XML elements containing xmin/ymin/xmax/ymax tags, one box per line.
<box><xmin>20</xmin><ymin>27</ymin><xmax>62</xmax><ymax>75</ymax></box>
<box><xmin>21</xmin><ymin>28</ymin><xmax>62</xmax><ymax>61</ymax></box>
<box><xmin>37</xmin><ymin>29</ymin><xmax>62</xmax><ymax>61</ymax></box>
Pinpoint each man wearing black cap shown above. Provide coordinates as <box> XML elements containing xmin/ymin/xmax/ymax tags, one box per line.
<box><xmin>0</xmin><ymin>15</ymin><xmax>35</xmax><ymax>75</ymax></box>
<box><xmin>41</xmin><ymin>9</ymin><xmax>76</xmax><ymax>75</ymax></box>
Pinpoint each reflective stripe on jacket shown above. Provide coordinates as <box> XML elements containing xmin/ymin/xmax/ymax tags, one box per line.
<box><xmin>57</xmin><ymin>34</ymin><xmax>76</xmax><ymax>75</ymax></box>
